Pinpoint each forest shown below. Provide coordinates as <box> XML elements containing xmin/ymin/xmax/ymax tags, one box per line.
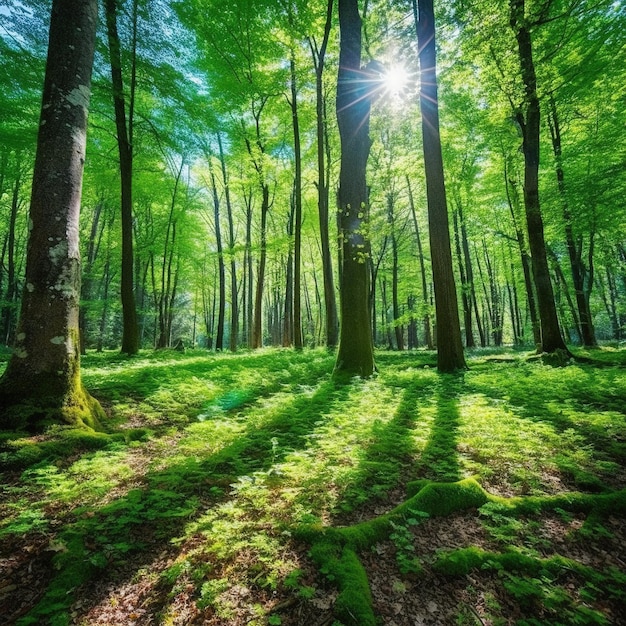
<box><xmin>0</xmin><ymin>0</ymin><xmax>625</xmax><ymax>624</ymax></box>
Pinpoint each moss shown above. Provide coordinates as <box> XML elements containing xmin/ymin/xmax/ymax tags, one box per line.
<box><xmin>297</xmin><ymin>478</ymin><xmax>492</xmax><ymax>624</ymax></box>
<box><xmin>504</xmin><ymin>488</ymin><xmax>626</xmax><ymax>517</ymax></box>
<box><xmin>309</xmin><ymin>542</ymin><xmax>376</xmax><ymax>626</ymax></box>
<box><xmin>434</xmin><ymin>546</ymin><xmax>595</xmax><ymax>580</ymax></box>
<box><xmin>298</xmin><ymin>478</ymin><xmax>626</xmax><ymax>625</ymax></box>
<box><xmin>405</xmin><ymin>478</ymin><xmax>489</xmax><ymax>517</ymax></box>
<box><xmin>17</xmin><ymin>532</ymin><xmax>95</xmax><ymax>625</ymax></box>
<box><xmin>432</xmin><ymin>546</ymin><xmax>487</xmax><ymax>576</ymax></box>
<box><xmin>0</xmin><ymin>369</ymin><xmax>105</xmax><ymax>432</ymax></box>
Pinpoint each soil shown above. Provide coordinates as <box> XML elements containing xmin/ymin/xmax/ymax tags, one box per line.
<box><xmin>2</xmin><ymin>481</ymin><xmax>626</xmax><ymax>626</ymax></box>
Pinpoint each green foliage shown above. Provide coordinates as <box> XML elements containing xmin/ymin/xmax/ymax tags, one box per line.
<box><xmin>2</xmin><ymin>348</ymin><xmax>625</xmax><ymax>625</ymax></box>
<box><xmin>388</xmin><ymin>515</ymin><xmax>424</xmax><ymax>575</ymax></box>
<box><xmin>434</xmin><ymin>547</ymin><xmax>622</xmax><ymax>625</ymax></box>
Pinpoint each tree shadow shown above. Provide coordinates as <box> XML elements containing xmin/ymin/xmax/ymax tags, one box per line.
<box><xmin>332</xmin><ymin>376</ymin><xmax>429</xmax><ymax>518</ymax></box>
<box><xmin>416</xmin><ymin>373</ymin><xmax>464</xmax><ymax>483</ymax></box>
<box><xmin>14</xmin><ymin>370</ymin><xmax>353</xmax><ymax>623</ymax></box>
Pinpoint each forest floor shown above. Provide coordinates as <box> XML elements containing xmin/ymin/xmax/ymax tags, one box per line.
<box><xmin>1</xmin><ymin>346</ymin><xmax>626</xmax><ymax>626</ymax></box>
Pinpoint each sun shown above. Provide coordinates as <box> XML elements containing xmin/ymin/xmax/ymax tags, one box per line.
<box><xmin>382</xmin><ymin>64</ymin><xmax>410</xmax><ymax>97</ymax></box>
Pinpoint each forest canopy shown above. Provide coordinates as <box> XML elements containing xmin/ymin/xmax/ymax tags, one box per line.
<box><xmin>0</xmin><ymin>0</ymin><xmax>624</xmax><ymax>362</ymax></box>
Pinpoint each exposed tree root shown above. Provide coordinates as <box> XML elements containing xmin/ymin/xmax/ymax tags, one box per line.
<box><xmin>294</xmin><ymin>478</ymin><xmax>626</xmax><ymax>625</ymax></box>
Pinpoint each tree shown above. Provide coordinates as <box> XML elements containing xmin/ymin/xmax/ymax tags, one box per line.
<box><xmin>104</xmin><ymin>0</ymin><xmax>140</xmax><ymax>355</ymax></box>
<box><xmin>309</xmin><ymin>0</ymin><xmax>339</xmax><ymax>348</ymax></box>
<box><xmin>334</xmin><ymin>0</ymin><xmax>376</xmax><ymax>376</ymax></box>
<box><xmin>414</xmin><ymin>0</ymin><xmax>466</xmax><ymax>371</ymax></box>
<box><xmin>509</xmin><ymin>0</ymin><xmax>569</xmax><ymax>355</ymax></box>
<box><xmin>0</xmin><ymin>0</ymin><xmax>105</xmax><ymax>430</ymax></box>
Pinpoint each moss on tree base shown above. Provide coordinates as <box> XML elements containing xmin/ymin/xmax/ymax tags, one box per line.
<box><xmin>0</xmin><ymin>371</ymin><xmax>105</xmax><ymax>432</ymax></box>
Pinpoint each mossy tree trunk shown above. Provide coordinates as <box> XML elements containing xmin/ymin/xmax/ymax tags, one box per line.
<box><xmin>334</xmin><ymin>0</ymin><xmax>375</xmax><ymax>377</ymax></box>
<box><xmin>0</xmin><ymin>0</ymin><xmax>104</xmax><ymax>431</ymax></box>
<box><xmin>414</xmin><ymin>0</ymin><xmax>466</xmax><ymax>372</ymax></box>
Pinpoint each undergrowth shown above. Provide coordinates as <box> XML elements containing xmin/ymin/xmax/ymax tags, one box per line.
<box><xmin>0</xmin><ymin>347</ymin><xmax>624</xmax><ymax>625</ymax></box>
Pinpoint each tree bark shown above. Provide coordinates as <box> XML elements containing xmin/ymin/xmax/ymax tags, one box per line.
<box><xmin>504</xmin><ymin>158</ymin><xmax>540</xmax><ymax>346</ymax></box>
<box><xmin>105</xmin><ymin>0</ymin><xmax>139</xmax><ymax>355</ymax></box>
<box><xmin>209</xmin><ymin>161</ymin><xmax>226</xmax><ymax>351</ymax></box>
<box><xmin>309</xmin><ymin>0</ymin><xmax>339</xmax><ymax>348</ymax></box>
<box><xmin>452</xmin><ymin>202</ymin><xmax>474</xmax><ymax>347</ymax></box>
<box><xmin>509</xmin><ymin>0</ymin><xmax>569</xmax><ymax>355</ymax></box>
<box><xmin>1</xmin><ymin>164</ymin><xmax>22</xmax><ymax>345</ymax></box>
<box><xmin>0</xmin><ymin>0</ymin><xmax>104</xmax><ymax>430</ymax></box>
<box><xmin>288</xmin><ymin>56</ymin><xmax>304</xmax><ymax>350</ymax></box>
<box><xmin>414</xmin><ymin>0</ymin><xmax>466</xmax><ymax>371</ymax></box>
<box><xmin>406</xmin><ymin>176</ymin><xmax>433</xmax><ymax>349</ymax></box>
<box><xmin>334</xmin><ymin>0</ymin><xmax>375</xmax><ymax>376</ymax></box>
<box><xmin>547</xmin><ymin>96</ymin><xmax>597</xmax><ymax>346</ymax></box>
<box><xmin>217</xmin><ymin>133</ymin><xmax>238</xmax><ymax>352</ymax></box>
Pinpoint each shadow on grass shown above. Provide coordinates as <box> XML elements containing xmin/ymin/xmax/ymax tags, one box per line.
<box><xmin>417</xmin><ymin>374</ymin><xmax>464</xmax><ymax>482</ymax></box>
<box><xmin>335</xmin><ymin>375</ymin><xmax>431</xmax><ymax>517</ymax></box>
<box><xmin>466</xmin><ymin>360</ymin><xmax>626</xmax><ymax>490</ymax></box>
<box><xmin>13</xmin><ymin>369</ymin><xmax>353</xmax><ymax>624</ymax></box>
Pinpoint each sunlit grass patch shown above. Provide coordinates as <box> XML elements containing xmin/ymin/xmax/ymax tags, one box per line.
<box><xmin>3</xmin><ymin>346</ymin><xmax>626</xmax><ymax>625</ymax></box>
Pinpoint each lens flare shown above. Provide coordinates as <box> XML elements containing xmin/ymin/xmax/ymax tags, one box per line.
<box><xmin>383</xmin><ymin>64</ymin><xmax>410</xmax><ymax>96</ymax></box>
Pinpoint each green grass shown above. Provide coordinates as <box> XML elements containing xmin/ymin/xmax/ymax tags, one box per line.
<box><xmin>0</xmin><ymin>346</ymin><xmax>625</xmax><ymax>625</ymax></box>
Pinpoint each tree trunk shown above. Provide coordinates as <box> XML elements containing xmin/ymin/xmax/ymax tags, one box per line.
<box><xmin>387</xmin><ymin>193</ymin><xmax>404</xmax><ymax>350</ymax></box>
<box><xmin>510</xmin><ymin>0</ymin><xmax>568</xmax><ymax>355</ymax></box>
<box><xmin>2</xmin><ymin>166</ymin><xmax>21</xmax><ymax>346</ymax></box>
<box><xmin>0</xmin><ymin>0</ymin><xmax>104</xmax><ymax>430</ymax></box>
<box><xmin>243</xmin><ymin>187</ymin><xmax>254</xmax><ymax>347</ymax></box>
<box><xmin>504</xmin><ymin>157</ymin><xmax>541</xmax><ymax>347</ymax></box>
<box><xmin>309</xmin><ymin>0</ymin><xmax>339</xmax><ymax>348</ymax></box>
<box><xmin>414</xmin><ymin>0</ymin><xmax>466</xmax><ymax>371</ymax></box>
<box><xmin>217</xmin><ymin>133</ymin><xmax>238</xmax><ymax>352</ymax></box>
<box><xmin>452</xmin><ymin>203</ymin><xmax>474</xmax><ymax>347</ymax></box>
<box><xmin>407</xmin><ymin>176</ymin><xmax>433</xmax><ymax>349</ymax></box>
<box><xmin>289</xmin><ymin>56</ymin><xmax>304</xmax><ymax>350</ymax></box>
<box><xmin>547</xmin><ymin>96</ymin><xmax>597</xmax><ymax>347</ymax></box>
<box><xmin>105</xmin><ymin>0</ymin><xmax>139</xmax><ymax>355</ymax></box>
<box><xmin>209</xmin><ymin>162</ymin><xmax>226</xmax><ymax>351</ymax></box>
<box><xmin>283</xmin><ymin>209</ymin><xmax>295</xmax><ymax>347</ymax></box>
<box><xmin>252</xmin><ymin>183</ymin><xmax>269</xmax><ymax>348</ymax></box>
<box><xmin>334</xmin><ymin>0</ymin><xmax>375</xmax><ymax>376</ymax></box>
<box><xmin>79</xmin><ymin>197</ymin><xmax>104</xmax><ymax>353</ymax></box>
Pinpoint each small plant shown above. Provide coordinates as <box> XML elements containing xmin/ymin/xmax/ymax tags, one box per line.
<box><xmin>388</xmin><ymin>510</ymin><xmax>428</xmax><ymax>575</ymax></box>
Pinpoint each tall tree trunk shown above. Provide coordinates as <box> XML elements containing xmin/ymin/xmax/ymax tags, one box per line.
<box><xmin>407</xmin><ymin>177</ymin><xmax>433</xmax><ymax>349</ymax></box>
<box><xmin>79</xmin><ymin>196</ymin><xmax>105</xmax><ymax>353</ymax></box>
<box><xmin>387</xmin><ymin>193</ymin><xmax>404</xmax><ymax>350</ymax></box>
<box><xmin>252</xmin><ymin>183</ymin><xmax>269</xmax><ymax>348</ymax></box>
<box><xmin>154</xmin><ymin>161</ymin><xmax>183</xmax><ymax>349</ymax></box>
<box><xmin>414</xmin><ymin>0</ymin><xmax>465</xmax><ymax>371</ymax></box>
<box><xmin>217</xmin><ymin>133</ymin><xmax>238</xmax><ymax>352</ymax></box>
<box><xmin>283</xmin><ymin>209</ymin><xmax>295</xmax><ymax>347</ymax></box>
<box><xmin>97</xmin><ymin>255</ymin><xmax>113</xmax><ymax>353</ymax></box>
<box><xmin>452</xmin><ymin>202</ymin><xmax>474</xmax><ymax>347</ymax></box>
<box><xmin>209</xmin><ymin>162</ymin><xmax>225</xmax><ymax>351</ymax></box>
<box><xmin>547</xmin><ymin>96</ymin><xmax>597</xmax><ymax>346</ymax></box>
<box><xmin>334</xmin><ymin>0</ymin><xmax>375</xmax><ymax>376</ymax></box>
<box><xmin>309</xmin><ymin>0</ymin><xmax>338</xmax><ymax>348</ymax></box>
<box><xmin>105</xmin><ymin>0</ymin><xmax>139</xmax><ymax>355</ymax></box>
<box><xmin>2</xmin><ymin>166</ymin><xmax>21</xmax><ymax>345</ymax></box>
<box><xmin>509</xmin><ymin>0</ymin><xmax>568</xmax><ymax>355</ymax></box>
<box><xmin>0</xmin><ymin>0</ymin><xmax>104</xmax><ymax>430</ymax></box>
<box><xmin>504</xmin><ymin>158</ymin><xmax>541</xmax><ymax>346</ymax></box>
<box><xmin>243</xmin><ymin>187</ymin><xmax>254</xmax><ymax>347</ymax></box>
<box><xmin>288</xmin><ymin>56</ymin><xmax>304</xmax><ymax>350</ymax></box>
